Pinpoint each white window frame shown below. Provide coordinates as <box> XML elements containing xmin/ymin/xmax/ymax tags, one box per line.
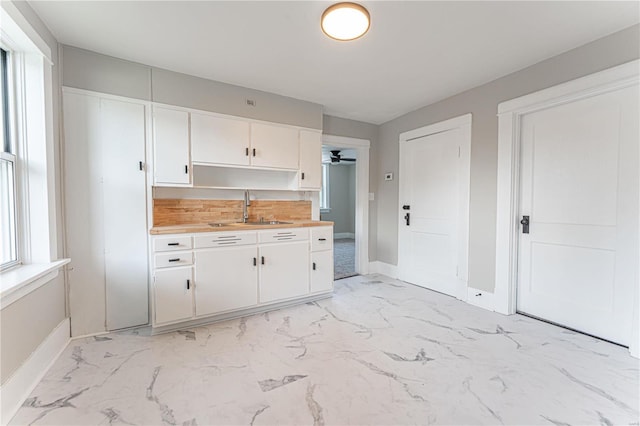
<box><xmin>319</xmin><ymin>163</ymin><xmax>330</xmax><ymax>212</ymax></box>
<box><xmin>1</xmin><ymin>44</ymin><xmax>21</xmax><ymax>271</ymax></box>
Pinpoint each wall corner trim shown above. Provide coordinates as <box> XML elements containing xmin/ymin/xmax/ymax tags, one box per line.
<box><xmin>0</xmin><ymin>318</ymin><xmax>70</xmax><ymax>424</ymax></box>
<box><xmin>369</xmin><ymin>261</ymin><xmax>398</xmax><ymax>279</ymax></box>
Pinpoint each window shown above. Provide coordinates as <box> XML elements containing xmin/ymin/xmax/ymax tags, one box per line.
<box><xmin>1</xmin><ymin>47</ymin><xmax>19</xmax><ymax>270</ymax></box>
<box><xmin>319</xmin><ymin>163</ymin><xmax>330</xmax><ymax>211</ymax></box>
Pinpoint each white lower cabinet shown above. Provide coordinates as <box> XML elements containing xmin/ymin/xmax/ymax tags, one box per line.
<box><xmin>259</xmin><ymin>241</ymin><xmax>310</xmax><ymax>303</ymax></box>
<box><xmin>311</xmin><ymin>250</ymin><xmax>334</xmax><ymax>293</ymax></box>
<box><xmin>151</xmin><ymin>226</ymin><xmax>333</xmax><ymax>329</ymax></box>
<box><xmin>195</xmin><ymin>246</ymin><xmax>258</xmax><ymax>316</ymax></box>
<box><xmin>154</xmin><ymin>267</ymin><xmax>194</xmax><ymax>324</ymax></box>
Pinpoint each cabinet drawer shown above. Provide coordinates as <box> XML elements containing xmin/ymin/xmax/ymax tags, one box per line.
<box><xmin>259</xmin><ymin>228</ymin><xmax>309</xmax><ymax>243</ymax></box>
<box><xmin>153</xmin><ymin>236</ymin><xmax>192</xmax><ymax>252</ymax></box>
<box><xmin>155</xmin><ymin>252</ymin><xmax>193</xmax><ymax>268</ymax></box>
<box><xmin>194</xmin><ymin>231</ymin><xmax>257</xmax><ymax>248</ymax></box>
<box><xmin>310</xmin><ymin>227</ymin><xmax>333</xmax><ymax>252</ymax></box>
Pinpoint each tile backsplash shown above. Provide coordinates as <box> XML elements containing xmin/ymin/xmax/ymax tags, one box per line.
<box><xmin>153</xmin><ymin>199</ymin><xmax>312</xmax><ymax>226</ymax></box>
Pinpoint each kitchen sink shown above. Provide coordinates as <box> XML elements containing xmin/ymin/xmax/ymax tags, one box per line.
<box><xmin>236</xmin><ymin>220</ymin><xmax>293</xmax><ymax>226</ymax></box>
<box><xmin>208</xmin><ymin>221</ymin><xmax>293</xmax><ymax>227</ymax></box>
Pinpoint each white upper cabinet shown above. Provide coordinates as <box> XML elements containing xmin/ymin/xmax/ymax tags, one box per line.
<box><xmin>153</xmin><ymin>106</ymin><xmax>191</xmax><ymax>185</ymax></box>
<box><xmin>298</xmin><ymin>130</ymin><xmax>322</xmax><ymax>189</ymax></box>
<box><xmin>250</xmin><ymin>123</ymin><xmax>299</xmax><ymax>170</ymax></box>
<box><xmin>191</xmin><ymin>113</ymin><xmax>250</xmax><ymax>166</ymax></box>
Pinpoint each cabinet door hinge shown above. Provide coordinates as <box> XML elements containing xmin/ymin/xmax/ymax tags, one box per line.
<box><xmin>458</xmin><ymin>146</ymin><xmax>461</xmax><ymax>158</ymax></box>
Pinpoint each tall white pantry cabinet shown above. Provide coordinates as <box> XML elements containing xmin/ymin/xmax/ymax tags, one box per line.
<box><xmin>63</xmin><ymin>90</ymin><xmax>149</xmax><ymax>335</ymax></box>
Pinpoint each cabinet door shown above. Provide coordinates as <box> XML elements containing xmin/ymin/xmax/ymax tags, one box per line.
<box><xmin>250</xmin><ymin>123</ymin><xmax>299</xmax><ymax>169</ymax></box>
<box><xmin>311</xmin><ymin>251</ymin><xmax>334</xmax><ymax>293</ymax></box>
<box><xmin>259</xmin><ymin>242</ymin><xmax>309</xmax><ymax>303</ymax></box>
<box><xmin>195</xmin><ymin>246</ymin><xmax>258</xmax><ymax>316</ymax></box>
<box><xmin>101</xmin><ymin>98</ymin><xmax>149</xmax><ymax>331</ymax></box>
<box><xmin>153</xmin><ymin>106</ymin><xmax>190</xmax><ymax>185</ymax></box>
<box><xmin>191</xmin><ymin>113</ymin><xmax>250</xmax><ymax>166</ymax></box>
<box><xmin>299</xmin><ymin>130</ymin><xmax>322</xmax><ymax>189</ymax></box>
<box><xmin>154</xmin><ymin>268</ymin><xmax>193</xmax><ymax>324</ymax></box>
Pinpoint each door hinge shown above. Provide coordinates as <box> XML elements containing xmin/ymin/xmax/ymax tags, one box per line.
<box><xmin>458</xmin><ymin>146</ymin><xmax>461</xmax><ymax>158</ymax></box>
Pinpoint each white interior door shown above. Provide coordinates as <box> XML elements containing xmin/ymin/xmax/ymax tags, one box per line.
<box><xmin>517</xmin><ymin>85</ymin><xmax>639</xmax><ymax>345</ymax></box>
<box><xmin>398</xmin><ymin>122</ymin><xmax>470</xmax><ymax>299</ymax></box>
<box><xmin>101</xmin><ymin>98</ymin><xmax>149</xmax><ymax>331</ymax></box>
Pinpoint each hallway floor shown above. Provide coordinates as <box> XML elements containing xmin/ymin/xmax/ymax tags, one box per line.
<box><xmin>333</xmin><ymin>238</ymin><xmax>356</xmax><ymax>280</ymax></box>
<box><xmin>10</xmin><ymin>275</ymin><xmax>639</xmax><ymax>425</ymax></box>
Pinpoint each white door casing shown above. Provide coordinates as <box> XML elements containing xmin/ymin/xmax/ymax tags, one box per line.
<box><xmin>494</xmin><ymin>60</ymin><xmax>639</xmax><ymax>353</ymax></box>
<box><xmin>322</xmin><ymin>134</ymin><xmax>370</xmax><ymax>275</ymax></box>
<box><xmin>397</xmin><ymin>114</ymin><xmax>471</xmax><ymax>300</ymax></box>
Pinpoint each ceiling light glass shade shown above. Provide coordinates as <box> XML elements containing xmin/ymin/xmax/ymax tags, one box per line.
<box><xmin>321</xmin><ymin>3</ymin><xmax>370</xmax><ymax>41</ymax></box>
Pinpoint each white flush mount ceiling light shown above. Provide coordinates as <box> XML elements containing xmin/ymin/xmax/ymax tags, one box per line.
<box><xmin>321</xmin><ymin>2</ymin><xmax>370</xmax><ymax>41</ymax></box>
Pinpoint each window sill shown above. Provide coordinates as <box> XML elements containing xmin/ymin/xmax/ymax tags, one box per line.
<box><xmin>320</xmin><ymin>208</ymin><xmax>331</xmax><ymax>214</ymax></box>
<box><xmin>0</xmin><ymin>259</ymin><xmax>70</xmax><ymax>309</ymax></box>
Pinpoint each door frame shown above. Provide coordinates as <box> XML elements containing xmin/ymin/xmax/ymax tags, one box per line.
<box><xmin>322</xmin><ymin>134</ymin><xmax>370</xmax><ymax>275</ymax></box>
<box><xmin>494</xmin><ymin>60</ymin><xmax>639</xmax><ymax>355</ymax></box>
<box><xmin>397</xmin><ymin>113</ymin><xmax>472</xmax><ymax>300</ymax></box>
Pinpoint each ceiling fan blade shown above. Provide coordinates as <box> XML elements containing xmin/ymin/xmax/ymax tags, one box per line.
<box><xmin>342</xmin><ymin>158</ymin><xmax>356</xmax><ymax>162</ymax></box>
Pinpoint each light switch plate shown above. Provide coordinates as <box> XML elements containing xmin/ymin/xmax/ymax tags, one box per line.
<box><xmin>384</xmin><ymin>173</ymin><xmax>393</xmax><ymax>181</ymax></box>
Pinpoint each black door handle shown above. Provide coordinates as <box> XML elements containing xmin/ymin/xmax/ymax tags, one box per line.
<box><xmin>261</xmin><ymin>256</ymin><xmax>265</xmax><ymax>265</ymax></box>
<box><xmin>168</xmin><ymin>258</ymin><xmax>180</xmax><ymax>262</ymax></box>
<box><xmin>301</xmin><ymin>172</ymin><xmax>305</xmax><ymax>180</ymax></box>
<box><xmin>520</xmin><ymin>215</ymin><xmax>530</xmax><ymax>234</ymax></box>
<box><xmin>404</xmin><ymin>213</ymin><xmax>410</xmax><ymax>226</ymax></box>
<box><xmin>253</xmin><ymin>257</ymin><xmax>257</xmax><ymax>266</ymax></box>
<box><xmin>139</xmin><ymin>161</ymin><xmax>143</xmax><ymax>171</ymax></box>
<box><xmin>312</xmin><ymin>262</ymin><xmax>316</xmax><ymax>270</ymax></box>
<box><xmin>246</xmin><ymin>147</ymin><xmax>249</xmax><ymax>156</ymax></box>
<box><xmin>186</xmin><ymin>279</ymin><xmax>190</xmax><ymax>290</ymax></box>
<box><xmin>184</xmin><ymin>165</ymin><xmax>188</xmax><ymax>174</ymax></box>
<box><xmin>253</xmin><ymin>148</ymin><xmax>256</xmax><ymax>157</ymax></box>
<box><xmin>402</xmin><ymin>205</ymin><xmax>410</xmax><ymax>210</ymax></box>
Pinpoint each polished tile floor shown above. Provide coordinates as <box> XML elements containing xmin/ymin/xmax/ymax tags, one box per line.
<box><xmin>10</xmin><ymin>275</ymin><xmax>639</xmax><ymax>425</ymax></box>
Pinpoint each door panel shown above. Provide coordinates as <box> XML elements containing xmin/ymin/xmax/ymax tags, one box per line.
<box><xmin>101</xmin><ymin>98</ymin><xmax>149</xmax><ymax>331</ymax></box>
<box><xmin>311</xmin><ymin>250</ymin><xmax>334</xmax><ymax>293</ymax></box>
<box><xmin>517</xmin><ymin>86</ymin><xmax>638</xmax><ymax>345</ymax></box>
<box><xmin>398</xmin><ymin>126</ymin><xmax>469</xmax><ymax>298</ymax></box>
<box><xmin>154</xmin><ymin>268</ymin><xmax>193</xmax><ymax>324</ymax></box>
<box><xmin>259</xmin><ymin>242</ymin><xmax>309</xmax><ymax>303</ymax></box>
<box><xmin>195</xmin><ymin>246</ymin><xmax>258</xmax><ymax>316</ymax></box>
<box><xmin>250</xmin><ymin>123</ymin><xmax>299</xmax><ymax>169</ymax></box>
<box><xmin>191</xmin><ymin>113</ymin><xmax>250</xmax><ymax>166</ymax></box>
<box><xmin>153</xmin><ymin>106</ymin><xmax>190</xmax><ymax>184</ymax></box>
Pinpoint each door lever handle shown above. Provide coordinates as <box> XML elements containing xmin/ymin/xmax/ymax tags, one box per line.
<box><xmin>404</xmin><ymin>213</ymin><xmax>410</xmax><ymax>226</ymax></box>
<box><xmin>520</xmin><ymin>215</ymin><xmax>530</xmax><ymax>234</ymax></box>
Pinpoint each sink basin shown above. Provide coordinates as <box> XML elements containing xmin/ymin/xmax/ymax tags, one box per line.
<box><xmin>235</xmin><ymin>221</ymin><xmax>293</xmax><ymax>226</ymax></box>
<box><xmin>208</xmin><ymin>222</ymin><xmax>230</xmax><ymax>227</ymax></box>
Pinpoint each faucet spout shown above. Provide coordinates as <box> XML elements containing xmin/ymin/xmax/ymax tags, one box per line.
<box><xmin>243</xmin><ymin>190</ymin><xmax>251</xmax><ymax>223</ymax></box>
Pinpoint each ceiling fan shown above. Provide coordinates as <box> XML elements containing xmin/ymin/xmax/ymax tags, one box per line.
<box><xmin>330</xmin><ymin>150</ymin><xmax>356</xmax><ymax>163</ymax></box>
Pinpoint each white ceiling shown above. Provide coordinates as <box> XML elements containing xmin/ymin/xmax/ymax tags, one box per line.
<box><xmin>29</xmin><ymin>1</ymin><xmax>639</xmax><ymax>124</ymax></box>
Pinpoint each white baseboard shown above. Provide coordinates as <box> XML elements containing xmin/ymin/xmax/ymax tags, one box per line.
<box><xmin>0</xmin><ymin>318</ymin><xmax>70</xmax><ymax>424</ymax></box>
<box><xmin>334</xmin><ymin>232</ymin><xmax>355</xmax><ymax>239</ymax></box>
<box><xmin>467</xmin><ymin>287</ymin><xmax>495</xmax><ymax>312</ymax></box>
<box><xmin>368</xmin><ymin>261</ymin><xmax>398</xmax><ymax>279</ymax></box>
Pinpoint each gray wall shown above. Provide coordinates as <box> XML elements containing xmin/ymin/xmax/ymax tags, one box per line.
<box><xmin>322</xmin><ymin>115</ymin><xmax>379</xmax><ymax>259</ymax></box>
<box><xmin>321</xmin><ymin>164</ymin><xmax>356</xmax><ymax>235</ymax></box>
<box><xmin>376</xmin><ymin>24</ymin><xmax>640</xmax><ymax>293</ymax></box>
<box><xmin>0</xmin><ymin>1</ymin><xmax>66</xmax><ymax>385</ymax></box>
<box><xmin>62</xmin><ymin>46</ymin><xmax>323</xmax><ymax>129</ymax></box>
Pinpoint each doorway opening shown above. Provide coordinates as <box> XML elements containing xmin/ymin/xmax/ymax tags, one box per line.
<box><xmin>320</xmin><ymin>135</ymin><xmax>370</xmax><ymax>279</ymax></box>
<box><xmin>321</xmin><ymin>145</ymin><xmax>357</xmax><ymax>279</ymax></box>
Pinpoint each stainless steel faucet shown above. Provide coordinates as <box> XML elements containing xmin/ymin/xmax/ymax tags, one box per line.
<box><xmin>243</xmin><ymin>190</ymin><xmax>251</xmax><ymax>223</ymax></box>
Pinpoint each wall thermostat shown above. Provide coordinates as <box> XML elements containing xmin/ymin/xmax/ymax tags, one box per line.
<box><xmin>384</xmin><ymin>172</ymin><xmax>393</xmax><ymax>181</ymax></box>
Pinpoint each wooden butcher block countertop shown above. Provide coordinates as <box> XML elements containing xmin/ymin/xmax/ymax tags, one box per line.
<box><xmin>150</xmin><ymin>220</ymin><xmax>334</xmax><ymax>235</ymax></box>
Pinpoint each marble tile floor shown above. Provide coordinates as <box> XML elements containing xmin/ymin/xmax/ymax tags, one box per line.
<box><xmin>10</xmin><ymin>274</ymin><xmax>639</xmax><ymax>426</ymax></box>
